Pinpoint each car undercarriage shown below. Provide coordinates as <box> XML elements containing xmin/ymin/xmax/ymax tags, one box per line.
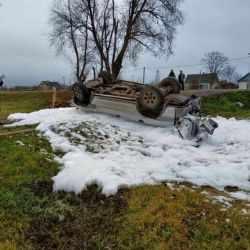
<box><xmin>72</xmin><ymin>72</ymin><xmax>218</xmax><ymax>142</ymax></box>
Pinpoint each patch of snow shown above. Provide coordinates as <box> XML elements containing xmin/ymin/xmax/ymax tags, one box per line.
<box><xmin>240</xmin><ymin>209</ymin><xmax>249</xmax><ymax>215</ymax></box>
<box><xmin>58</xmin><ymin>214</ymin><xmax>65</xmax><ymax>221</ymax></box>
<box><xmin>166</xmin><ymin>183</ymin><xmax>174</xmax><ymax>189</ymax></box>
<box><xmin>230</xmin><ymin>191</ymin><xmax>250</xmax><ymax>202</ymax></box>
<box><xmin>212</xmin><ymin>195</ymin><xmax>233</xmax><ymax>208</ymax></box>
<box><xmin>201</xmin><ymin>191</ymin><xmax>209</xmax><ymax>195</ymax></box>
<box><xmin>16</xmin><ymin>140</ymin><xmax>24</xmax><ymax>146</ymax></box>
<box><xmin>40</xmin><ymin>149</ymin><xmax>48</xmax><ymax>155</ymax></box>
<box><xmin>220</xmin><ymin>208</ymin><xmax>227</xmax><ymax>212</ymax></box>
<box><xmin>235</xmin><ymin>102</ymin><xmax>244</xmax><ymax>108</ymax></box>
<box><xmin>8</xmin><ymin>108</ymin><xmax>250</xmax><ymax>197</ymax></box>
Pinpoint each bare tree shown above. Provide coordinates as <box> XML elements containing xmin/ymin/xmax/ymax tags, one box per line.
<box><xmin>222</xmin><ymin>64</ymin><xmax>241</xmax><ymax>82</ymax></box>
<box><xmin>52</xmin><ymin>0</ymin><xmax>184</xmax><ymax>82</ymax></box>
<box><xmin>201</xmin><ymin>51</ymin><xmax>229</xmax><ymax>76</ymax></box>
<box><xmin>49</xmin><ymin>0</ymin><xmax>97</xmax><ymax>82</ymax></box>
<box><xmin>201</xmin><ymin>51</ymin><xmax>241</xmax><ymax>82</ymax></box>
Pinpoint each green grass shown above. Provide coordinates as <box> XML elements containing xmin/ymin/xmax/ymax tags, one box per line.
<box><xmin>0</xmin><ymin>132</ymin><xmax>126</xmax><ymax>249</ymax></box>
<box><xmin>0</xmin><ymin>90</ymin><xmax>249</xmax><ymax>249</ymax></box>
<box><xmin>118</xmin><ymin>185</ymin><xmax>249</xmax><ymax>249</ymax></box>
<box><xmin>0</xmin><ymin>91</ymin><xmax>52</xmax><ymax>120</ymax></box>
<box><xmin>201</xmin><ymin>91</ymin><xmax>250</xmax><ymax>119</ymax></box>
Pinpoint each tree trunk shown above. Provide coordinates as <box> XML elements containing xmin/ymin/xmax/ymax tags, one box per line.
<box><xmin>111</xmin><ymin>60</ymin><xmax>122</xmax><ymax>82</ymax></box>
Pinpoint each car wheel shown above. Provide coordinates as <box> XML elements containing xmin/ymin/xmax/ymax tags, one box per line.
<box><xmin>98</xmin><ymin>71</ymin><xmax>112</xmax><ymax>85</ymax></box>
<box><xmin>72</xmin><ymin>82</ymin><xmax>91</xmax><ymax>105</ymax></box>
<box><xmin>157</xmin><ymin>77</ymin><xmax>181</xmax><ymax>95</ymax></box>
<box><xmin>137</xmin><ymin>86</ymin><xmax>164</xmax><ymax>118</ymax></box>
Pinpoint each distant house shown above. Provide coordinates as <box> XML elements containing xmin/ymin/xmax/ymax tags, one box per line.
<box><xmin>38</xmin><ymin>81</ymin><xmax>61</xmax><ymax>91</ymax></box>
<box><xmin>9</xmin><ymin>86</ymin><xmax>34</xmax><ymax>91</ymax></box>
<box><xmin>185</xmin><ymin>73</ymin><xmax>219</xmax><ymax>89</ymax></box>
<box><xmin>237</xmin><ymin>73</ymin><xmax>250</xmax><ymax>90</ymax></box>
<box><xmin>218</xmin><ymin>81</ymin><xmax>239</xmax><ymax>89</ymax></box>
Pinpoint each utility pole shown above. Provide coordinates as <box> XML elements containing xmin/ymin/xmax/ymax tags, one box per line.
<box><xmin>248</xmin><ymin>53</ymin><xmax>250</xmax><ymax>73</ymax></box>
<box><xmin>143</xmin><ymin>67</ymin><xmax>146</xmax><ymax>83</ymax></box>
<box><xmin>248</xmin><ymin>53</ymin><xmax>250</xmax><ymax>88</ymax></box>
<box><xmin>154</xmin><ymin>70</ymin><xmax>160</xmax><ymax>84</ymax></box>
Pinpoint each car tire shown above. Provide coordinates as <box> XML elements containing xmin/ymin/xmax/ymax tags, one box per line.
<box><xmin>157</xmin><ymin>77</ymin><xmax>181</xmax><ymax>94</ymax></box>
<box><xmin>98</xmin><ymin>71</ymin><xmax>112</xmax><ymax>85</ymax></box>
<box><xmin>72</xmin><ymin>82</ymin><xmax>91</xmax><ymax>106</ymax></box>
<box><xmin>137</xmin><ymin>86</ymin><xmax>164</xmax><ymax>118</ymax></box>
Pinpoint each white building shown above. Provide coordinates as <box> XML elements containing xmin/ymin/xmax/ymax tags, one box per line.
<box><xmin>237</xmin><ymin>73</ymin><xmax>250</xmax><ymax>89</ymax></box>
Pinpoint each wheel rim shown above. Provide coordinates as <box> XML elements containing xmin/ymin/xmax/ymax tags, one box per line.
<box><xmin>137</xmin><ymin>86</ymin><xmax>164</xmax><ymax>118</ymax></box>
<box><xmin>162</xmin><ymin>85</ymin><xmax>174</xmax><ymax>96</ymax></box>
<box><xmin>143</xmin><ymin>91</ymin><xmax>158</xmax><ymax>108</ymax></box>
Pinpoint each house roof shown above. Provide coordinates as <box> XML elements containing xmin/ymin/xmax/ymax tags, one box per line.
<box><xmin>237</xmin><ymin>72</ymin><xmax>250</xmax><ymax>83</ymax></box>
<box><xmin>185</xmin><ymin>73</ymin><xmax>218</xmax><ymax>84</ymax></box>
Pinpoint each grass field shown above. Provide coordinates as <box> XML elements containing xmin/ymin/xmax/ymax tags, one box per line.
<box><xmin>201</xmin><ymin>91</ymin><xmax>250</xmax><ymax>119</ymax></box>
<box><xmin>0</xmin><ymin>90</ymin><xmax>73</xmax><ymax>121</ymax></box>
<box><xmin>0</xmin><ymin>90</ymin><xmax>249</xmax><ymax>249</ymax></box>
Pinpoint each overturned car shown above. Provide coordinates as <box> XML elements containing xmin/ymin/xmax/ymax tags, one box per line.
<box><xmin>72</xmin><ymin>72</ymin><xmax>218</xmax><ymax>142</ymax></box>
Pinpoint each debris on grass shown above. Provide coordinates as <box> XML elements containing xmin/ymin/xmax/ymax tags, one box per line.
<box><xmin>235</xmin><ymin>102</ymin><xmax>244</xmax><ymax>108</ymax></box>
<box><xmin>16</xmin><ymin>140</ymin><xmax>25</xmax><ymax>146</ymax></box>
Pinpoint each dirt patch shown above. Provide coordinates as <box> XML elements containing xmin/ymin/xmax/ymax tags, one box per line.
<box><xmin>31</xmin><ymin>180</ymin><xmax>54</xmax><ymax>196</ymax></box>
<box><xmin>26</xmin><ymin>185</ymin><xmax>127</xmax><ymax>249</ymax></box>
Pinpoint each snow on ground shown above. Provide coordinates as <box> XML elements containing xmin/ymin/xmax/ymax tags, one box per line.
<box><xmin>8</xmin><ymin>108</ymin><xmax>250</xmax><ymax>198</ymax></box>
<box><xmin>230</xmin><ymin>191</ymin><xmax>250</xmax><ymax>202</ymax></box>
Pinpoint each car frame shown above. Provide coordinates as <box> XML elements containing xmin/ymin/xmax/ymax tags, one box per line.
<box><xmin>72</xmin><ymin>72</ymin><xmax>218</xmax><ymax>142</ymax></box>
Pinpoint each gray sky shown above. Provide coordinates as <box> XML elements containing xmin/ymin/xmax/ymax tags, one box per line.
<box><xmin>0</xmin><ymin>0</ymin><xmax>250</xmax><ymax>86</ymax></box>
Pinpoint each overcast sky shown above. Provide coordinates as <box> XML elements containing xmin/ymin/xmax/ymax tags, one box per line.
<box><xmin>0</xmin><ymin>0</ymin><xmax>250</xmax><ymax>86</ymax></box>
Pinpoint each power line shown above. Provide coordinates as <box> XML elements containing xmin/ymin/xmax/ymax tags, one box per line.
<box><xmin>121</xmin><ymin>55</ymin><xmax>250</xmax><ymax>72</ymax></box>
<box><xmin>228</xmin><ymin>56</ymin><xmax>250</xmax><ymax>62</ymax></box>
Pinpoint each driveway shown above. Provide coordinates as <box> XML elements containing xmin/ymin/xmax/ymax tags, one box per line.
<box><xmin>181</xmin><ymin>89</ymin><xmax>242</xmax><ymax>97</ymax></box>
